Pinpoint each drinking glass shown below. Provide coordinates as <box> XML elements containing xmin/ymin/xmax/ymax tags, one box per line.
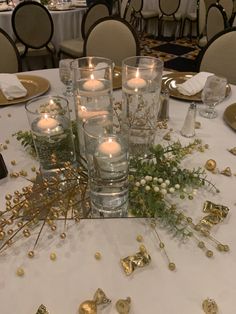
<box><xmin>59</xmin><ymin>59</ymin><xmax>74</xmax><ymax>97</ymax></box>
<box><xmin>199</xmin><ymin>75</ymin><xmax>227</xmax><ymax>119</ymax></box>
<box><xmin>72</xmin><ymin>57</ymin><xmax>113</xmax><ymax>160</ymax></box>
<box><xmin>25</xmin><ymin>95</ymin><xmax>76</xmax><ymax>175</ymax></box>
<box><xmin>83</xmin><ymin>114</ymin><xmax>129</xmax><ymax>217</ymax></box>
<box><xmin>122</xmin><ymin>56</ymin><xmax>164</xmax><ymax>156</ymax></box>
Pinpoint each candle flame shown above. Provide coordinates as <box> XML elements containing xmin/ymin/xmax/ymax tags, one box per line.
<box><xmin>90</xmin><ymin>74</ymin><xmax>95</xmax><ymax>80</ymax></box>
<box><xmin>135</xmin><ymin>69</ymin><xmax>140</xmax><ymax>78</ymax></box>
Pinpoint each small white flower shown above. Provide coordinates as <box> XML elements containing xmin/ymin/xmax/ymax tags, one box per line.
<box><xmin>161</xmin><ymin>183</ymin><xmax>166</xmax><ymax>188</ymax></box>
<box><xmin>192</xmin><ymin>189</ymin><xmax>198</xmax><ymax>195</ymax></box>
<box><xmin>175</xmin><ymin>184</ymin><xmax>180</xmax><ymax>189</ymax></box>
<box><xmin>140</xmin><ymin>179</ymin><xmax>146</xmax><ymax>185</ymax></box>
<box><xmin>193</xmin><ymin>173</ymin><xmax>198</xmax><ymax>177</ymax></box>
<box><xmin>165</xmin><ymin>179</ymin><xmax>170</xmax><ymax>186</ymax></box>
<box><xmin>145</xmin><ymin>185</ymin><xmax>151</xmax><ymax>191</ymax></box>
<box><xmin>154</xmin><ymin>186</ymin><xmax>159</xmax><ymax>192</ymax></box>
<box><xmin>153</xmin><ymin>177</ymin><xmax>158</xmax><ymax>182</ymax></box>
<box><xmin>173</xmin><ymin>167</ymin><xmax>177</xmax><ymax>172</ymax></box>
<box><xmin>169</xmin><ymin>187</ymin><xmax>175</xmax><ymax>194</ymax></box>
<box><xmin>135</xmin><ymin>182</ymin><xmax>140</xmax><ymax>187</ymax></box>
<box><xmin>161</xmin><ymin>189</ymin><xmax>167</xmax><ymax>195</ymax></box>
<box><xmin>158</xmin><ymin>178</ymin><xmax>163</xmax><ymax>183</ymax></box>
<box><xmin>183</xmin><ymin>188</ymin><xmax>187</xmax><ymax>193</ymax></box>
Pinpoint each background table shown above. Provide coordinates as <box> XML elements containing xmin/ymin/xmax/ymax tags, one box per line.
<box><xmin>0</xmin><ymin>7</ymin><xmax>86</xmax><ymax>51</ymax></box>
<box><xmin>0</xmin><ymin>68</ymin><xmax>236</xmax><ymax>314</ymax></box>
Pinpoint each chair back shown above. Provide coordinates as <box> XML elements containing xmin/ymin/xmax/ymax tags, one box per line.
<box><xmin>159</xmin><ymin>0</ymin><xmax>181</xmax><ymax>16</ymax></box>
<box><xmin>218</xmin><ymin>0</ymin><xmax>233</xmax><ymax>20</ymax></box>
<box><xmin>124</xmin><ymin>0</ymin><xmax>143</xmax><ymax>22</ymax></box>
<box><xmin>81</xmin><ymin>0</ymin><xmax>111</xmax><ymax>39</ymax></box>
<box><xmin>204</xmin><ymin>0</ymin><xmax>216</xmax><ymax>12</ymax></box>
<box><xmin>121</xmin><ymin>0</ymin><xmax>130</xmax><ymax>18</ymax></box>
<box><xmin>197</xmin><ymin>0</ymin><xmax>207</xmax><ymax>37</ymax></box>
<box><xmin>198</xmin><ymin>27</ymin><xmax>236</xmax><ymax>84</ymax></box>
<box><xmin>131</xmin><ymin>0</ymin><xmax>143</xmax><ymax>12</ymax></box>
<box><xmin>0</xmin><ymin>28</ymin><xmax>21</xmax><ymax>73</ymax></box>
<box><xmin>84</xmin><ymin>16</ymin><xmax>140</xmax><ymax>66</ymax></box>
<box><xmin>11</xmin><ymin>1</ymin><xmax>53</xmax><ymax>49</ymax></box>
<box><xmin>206</xmin><ymin>3</ymin><xmax>228</xmax><ymax>41</ymax></box>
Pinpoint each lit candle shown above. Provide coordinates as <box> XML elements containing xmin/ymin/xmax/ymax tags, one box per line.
<box><xmin>98</xmin><ymin>138</ymin><xmax>121</xmax><ymax>156</ymax></box>
<box><xmin>78</xmin><ymin>106</ymin><xmax>108</xmax><ymax>121</ymax></box>
<box><xmin>127</xmin><ymin>69</ymin><xmax>146</xmax><ymax>89</ymax></box>
<box><xmin>37</xmin><ymin>114</ymin><xmax>58</xmax><ymax>130</ymax></box>
<box><xmin>83</xmin><ymin>74</ymin><xmax>104</xmax><ymax>91</ymax></box>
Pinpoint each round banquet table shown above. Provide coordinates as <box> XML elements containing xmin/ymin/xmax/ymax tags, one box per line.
<box><xmin>0</xmin><ymin>7</ymin><xmax>86</xmax><ymax>51</ymax></box>
<box><xmin>0</xmin><ymin>68</ymin><xmax>236</xmax><ymax>314</ymax></box>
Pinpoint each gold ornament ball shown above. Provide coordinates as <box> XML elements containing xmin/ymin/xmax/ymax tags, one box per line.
<box><xmin>168</xmin><ymin>262</ymin><xmax>176</xmax><ymax>271</ymax></box>
<box><xmin>16</xmin><ymin>267</ymin><xmax>24</xmax><ymax>277</ymax></box>
<box><xmin>50</xmin><ymin>252</ymin><xmax>57</xmax><ymax>261</ymax></box>
<box><xmin>205</xmin><ymin>159</ymin><xmax>216</xmax><ymax>171</ymax></box>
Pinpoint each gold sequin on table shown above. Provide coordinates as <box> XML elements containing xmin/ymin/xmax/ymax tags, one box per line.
<box><xmin>79</xmin><ymin>288</ymin><xmax>111</xmax><ymax>314</ymax></box>
<box><xmin>116</xmin><ymin>297</ymin><xmax>131</xmax><ymax>314</ymax></box>
<box><xmin>202</xmin><ymin>298</ymin><xmax>218</xmax><ymax>314</ymax></box>
<box><xmin>16</xmin><ymin>267</ymin><xmax>24</xmax><ymax>277</ymax></box>
<box><xmin>120</xmin><ymin>245</ymin><xmax>151</xmax><ymax>276</ymax></box>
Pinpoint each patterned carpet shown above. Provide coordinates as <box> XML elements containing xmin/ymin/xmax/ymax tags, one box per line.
<box><xmin>140</xmin><ymin>34</ymin><xmax>201</xmax><ymax>72</ymax></box>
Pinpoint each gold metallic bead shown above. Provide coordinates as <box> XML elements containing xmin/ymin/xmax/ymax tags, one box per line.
<box><xmin>136</xmin><ymin>235</ymin><xmax>143</xmax><ymax>242</ymax></box>
<box><xmin>28</xmin><ymin>251</ymin><xmax>35</xmax><ymax>258</ymax></box>
<box><xmin>195</xmin><ymin>121</ymin><xmax>201</xmax><ymax>129</ymax></box>
<box><xmin>7</xmin><ymin>239</ymin><xmax>13</xmax><ymax>246</ymax></box>
<box><xmin>3</xmin><ymin>144</ymin><xmax>7</xmax><ymax>150</ymax></box>
<box><xmin>223</xmin><ymin>244</ymin><xmax>230</xmax><ymax>252</ymax></box>
<box><xmin>186</xmin><ymin>217</ymin><xmax>192</xmax><ymax>223</ymax></box>
<box><xmin>11</xmin><ymin>160</ymin><xmax>16</xmax><ymax>165</ymax></box>
<box><xmin>16</xmin><ymin>267</ymin><xmax>24</xmax><ymax>277</ymax></box>
<box><xmin>5</xmin><ymin>139</ymin><xmax>10</xmax><ymax>144</ymax></box>
<box><xmin>60</xmin><ymin>232</ymin><xmax>66</xmax><ymax>239</ymax></box>
<box><xmin>206</xmin><ymin>250</ymin><xmax>213</xmax><ymax>258</ymax></box>
<box><xmin>168</xmin><ymin>262</ymin><xmax>176</xmax><ymax>271</ymax></box>
<box><xmin>159</xmin><ymin>242</ymin><xmax>165</xmax><ymax>249</ymax></box>
<box><xmin>7</xmin><ymin>229</ymin><xmax>14</xmax><ymax>235</ymax></box>
<box><xmin>17</xmin><ymin>221</ymin><xmax>23</xmax><ymax>228</ymax></box>
<box><xmin>217</xmin><ymin>244</ymin><xmax>224</xmax><ymax>252</ymax></box>
<box><xmin>205</xmin><ymin>159</ymin><xmax>217</xmax><ymax>171</ymax></box>
<box><xmin>51</xmin><ymin>225</ymin><xmax>57</xmax><ymax>231</ymax></box>
<box><xmin>0</xmin><ymin>231</ymin><xmax>5</xmax><ymax>240</ymax></box>
<box><xmin>202</xmin><ymin>298</ymin><xmax>218</xmax><ymax>314</ymax></box>
<box><xmin>31</xmin><ymin>166</ymin><xmax>36</xmax><ymax>172</ymax></box>
<box><xmin>94</xmin><ymin>252</ymin><xmax>101</xmax><ymax>260</ymax></box>
<box><xmin>50</xmin><ymin>252</ymin><xmax>57</xmax><ymax>261</ymax></box>
<box><xmin>5</xmin><ymin>194</ymin><xmax>12</xmax><ymax>200</ymax></box>
<box><xmin>198</xmin><ymin>241</ymin><xmax>205</xmax><ymax>249</ymax></box>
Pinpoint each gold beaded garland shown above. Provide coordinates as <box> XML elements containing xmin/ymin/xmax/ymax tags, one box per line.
<box><xmin>28</xmin><ymin>251</ymin><xmax>35</xmax><ymax>258</ymax></box>
<box><xmin>168</xmin><ymin>262</ymin><xmax>176</xmax><ymax>271</ymax></box>
<box><xmin>206</xmin><ymin>250</ymin><xmax>213</xmax><ymax>258</ymax></box>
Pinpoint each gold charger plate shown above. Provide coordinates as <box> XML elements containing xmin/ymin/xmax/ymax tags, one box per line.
<box><xmin>49</xmin><ymin>6</ymin><xmax>75</xmax><ymax>11</ymax></box>
<box><xmin>0</xmin><ymin>75</ymin><xmax>50</xmax><ymax>106</ymax></box>
<box><xmin>223</xmin><ymin>103</ymin><xmax>236</xmax><ymax>131</ymax></box>
<box><xmin>162</xmin><ymin>72</ymin><xmax>231</xmax><ymax>102</ymax></box>
<box><xmin>113</xmin><ymin>66</ymin><xmax>122</xmax><ymax>90</ymax></box>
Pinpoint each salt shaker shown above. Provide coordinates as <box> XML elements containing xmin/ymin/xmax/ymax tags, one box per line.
<box><xmin>180</xmin><ymin>102</ymin><xmax>196</xmax><ymax>138</ymax></box>
<box><xmin>157</xmin><ymin>89</ymin><xmax>169</xmax><ymax>121</ymax></box>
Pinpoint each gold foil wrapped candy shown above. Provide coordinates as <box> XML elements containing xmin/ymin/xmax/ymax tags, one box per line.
<box><xmin>79</xmin><ymin>288</ymin><xmax>111</xmax><ymax>314</ymax></box>
<box><xmin>116</xmin><ymin>297</ymin><xmax>131</xmax><ymax>314</ymax></box>
<box><xmin>202</xmin><ymin>298</ymin><xmax>218</xmax><ymax>314</ymax></box>
<box><xmin>200</xmin><ymin>201</ymin><xmax>229</xmax><ymax>228</ymax></box>
<box><xmin>120</xmin><ymin>245</ymin><xmax>151</xmax><ymax>276</ymax></box>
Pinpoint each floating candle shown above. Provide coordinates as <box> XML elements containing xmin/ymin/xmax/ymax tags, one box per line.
<box><xmin>37</xmin><ymin>115</ymin><xmax>58</xmax><ymax>130</ymax></box>
<box><xmin>98</xmin><ymin>138</ymin><xmax>121</xmax><ymax>156</ymax></box>
<box><xmin>127</xmin><ymin>69</ymin><xmax>146</xmax><ymax>89</ymax></box>
<box><xmin>83</xmin><ymin>74</ymin><xmax>104</xmax><ymax>91</ymax></box>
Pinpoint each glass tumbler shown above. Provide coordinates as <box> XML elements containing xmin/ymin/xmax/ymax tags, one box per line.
<box><xmin>25</xmin><ymin>95</ymin><xmax>76</xmax><ymax>175</ymax></box>
<box><xmin>122</xmin><ymin>56</ymin><xmax>164</xmax><ymax>156</ymax></box>
<box><xmin>83</xmin><ymin>114</ymin><xmax>129</xmax><ymax>217</ymax></box>
<box><xmin>72</xmin><ymin>57</ymin><xmax>113</xmax><ymax>160</ymax></box>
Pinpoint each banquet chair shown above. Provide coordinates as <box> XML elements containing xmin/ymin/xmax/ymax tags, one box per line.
<box><xmin>83</xmin><ymin>16</ymin><xmax>140</xmax><ymax>66</ymax></box>
<box><xmin>182</xmin><ymin>0</ymin><xmax>197</xmax><ymax>39</ymax></box>
<box><xmin>0</xmin><ymin>28</ymin><xmax>22</xmax><ymax>73</ymax></box>
<box><xmin>206</xmin><ymin>3</ymin><xmax>228</xmax><ymax>41</ymax></box>
<box><xmin>197</xmin><ymin>0</ymin><xmax>207</xmax><ymax>47</ymax></box>
<box><xmin>124</xmin><ymin>0</ymin><xmax>144</xmax><ymax>34</ymax></box>
<box><xmin>58</xmin><ymin>0</ymin><xmax>111</xmax><ymax>58</ymax></box>
<box><xmin>11</xmin><ymin>1</ymin><xmax>55</xmax><ymax>69</ymax></box>
<box><xmin>218</xmin><ymin>0</ymin><xmax>234</xmax><ymax>22</ymax></box>
<box><xmin>204</xmin><ymin>0</ymin><xmax>216</xmax><ymax>12</ymax></box>
<box><xmin>158</xmin><ymin>0</ymin><xmax>183</xmax><ymax>38</ymax></box>
<box><xmin>197</xmin><ymin>27</ymin><xmax>236</xmax><ymax>84</ymax></box>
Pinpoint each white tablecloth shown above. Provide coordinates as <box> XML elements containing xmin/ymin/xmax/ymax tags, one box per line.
<box><xmin>0</xmin><ymin>7</ymin><xmax>86</xmax><ymax>51</ymax></box>
<box><xmin>0</xmin><ymin>69</ymin><xmax>236</xmax><ymax>314</ymax></box>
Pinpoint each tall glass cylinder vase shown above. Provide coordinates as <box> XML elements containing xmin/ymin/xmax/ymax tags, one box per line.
<box><xmin>25</xmin><ymin>95</ymin><xmax>76</xmax><ymax>176</ymax></box>
<box><xmin>72</xmin><ymin>57</ymin><xmax>114</xmax><ymax>161</ymax></box>
<box><xmin>122</xmin><ymin>56</ymin><xmax>164</xmax><ymax>156</ymax></box>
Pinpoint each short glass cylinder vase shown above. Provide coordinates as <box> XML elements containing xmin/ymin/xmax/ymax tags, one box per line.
<box><xmin>83</xmin><ymin>114</ymin><xmax>129</xmax><ymax>217</ymax></box>
<box><xmin>122</xmin><ymin>56</ymin><xmax>164</xmax><ymax>156</ymax></box>
<box><xmin>25</xmin><ymin>95</ymin><xmax>76</xmax><ymax>175</ymax></box>
<box><xmin>72</xmin><ymin>57</ymin><xmax>114</xmax><ymax>160</ymax></box>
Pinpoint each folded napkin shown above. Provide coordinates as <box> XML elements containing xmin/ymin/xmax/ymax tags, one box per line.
<box><xmin>0</xmin><ymin>74</ymin><xmax>27</xmax><ymax>100</ymax></box>
<box><xmin>176</xmin><ymin>72</ymin><xmax>213</xmax><ymax>96</ymax></box>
